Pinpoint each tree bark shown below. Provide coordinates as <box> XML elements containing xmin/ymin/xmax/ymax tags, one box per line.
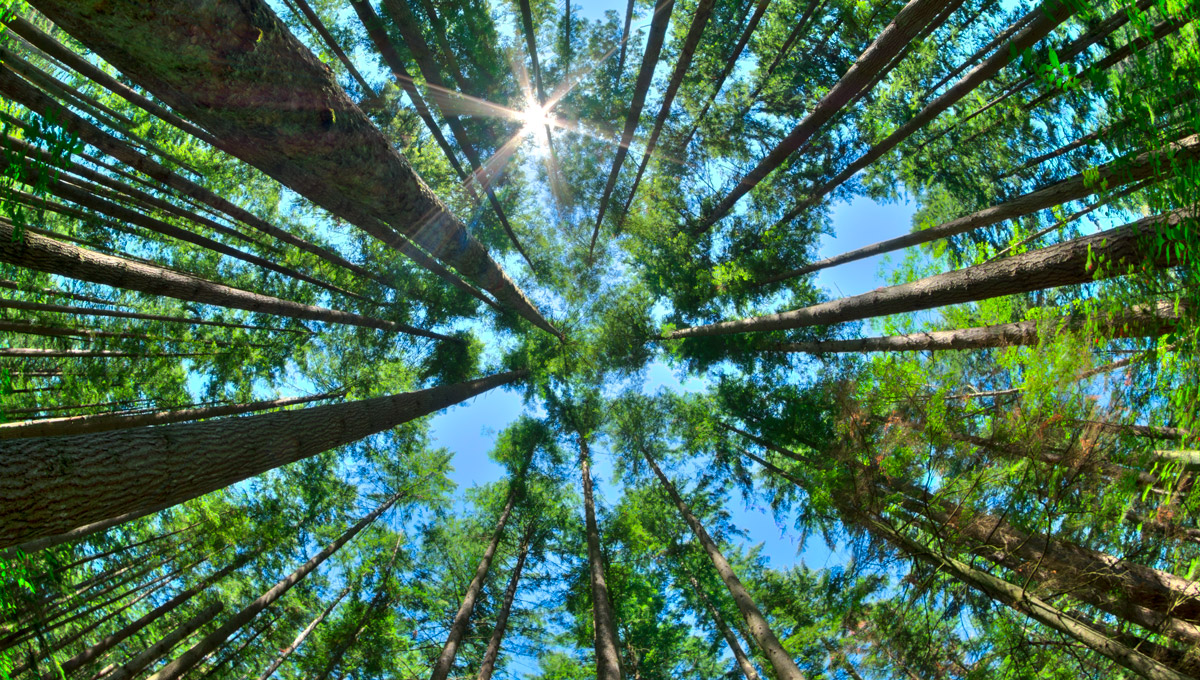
<box><xmin>699</xmin><ymin>0</ymin><xmax>963</xmax><ymax>230</ymax></box>
<box><xmin>758</xmin><ymin>134</ymin><xmax>1200</xmax><ymax>285</ymax></box>
<box><xmin>686</xmin><ymin>573</ymin><xmax>761</xmax><ymax>680</ymax></box>
<box><xmin>760</xmin><ymin>301</ymin><xmax>1182</xmax><ymax>353</ymax></box>
<box><xmin>26</xmin><ymin>0</ymin><xmax>558</xmax><ymax>336</ymax></box>
<box><xmin>0</xmin><ymin>370</ymin><xmax>524</xmax><ymax>549</ymax></box>
<box><xmin>476</xmin><ymin>523</ymin><xmax>534</xmax><ymax>680</ymax></box>
<box><xmin>641</xmin><ymin>448</ymin><xmax>804</xmax><ymax>680</ymax></box>
<box><xmin>870</xmin><ymin>516</ymin><xmax>1194</xmax><ymax>680</ymax></box>
<box><xmin>620</xmin><ymin>0</ymin><xmax>716</xmax><ymax>221</ymax></box>
<box><xmin>590</xmin><ymin>0</ymin><xmax>676</xmax><ymax>253</ymax></box>
<box><xmin>429</xmin><ymin>479</ymin><xmax>521</xmax><ymax>680</ymax></box>
<box><xmin>0</xmin><ymin>221</ymin><xmax>452</xmax><ymax>340</ymax></box>
<box><xmin>101</xmin><ymin>602</ymin><xmax>226</xmax><ymax>680</ymax></box>
<box><xmin>0</xmin><ymin>390</ymin><xmax>344</xmax><ymax>439</ymax></box>
<box><xmin>286</xmin><ymin>0</ymin><xmax>375</xmax><ymax>97</ymax></box>
<box><xmin>579</xmin><ymin>435</ymin><xmax>624</xmax><ymax>680</ymax></box>
<box><xmin>668</xmin><ymin>210</ymin><xmax>1183</xmax><ymax>339</ymax></box>
<box><xmin>0</xmin><ymin>297</ymin><xmax>306</xmax><ymax>334</ymax></box>
<box><xmin>142</xmin><ymin>490</ymin><xmax>405</xmax><ymax>680</ymax></box>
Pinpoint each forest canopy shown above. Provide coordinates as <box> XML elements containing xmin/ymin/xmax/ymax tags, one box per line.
<box><xmin>1</xmin><ymin>0</ymin><xmax>1199</xmax><ymax>678</ymax></box>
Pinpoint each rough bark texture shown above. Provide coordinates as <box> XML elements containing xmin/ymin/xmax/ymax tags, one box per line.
<box><xmin>591</xmin><ymin>0</ymin><xmax>676</xmax><ymax>251</ymax></box>
<box><xmin>0</xmin><ymin>391</ymin><xmax>344</xmax><ymax>439</ymax></box>
<box><xmin>142</xmin><ymin>492</ymin><xmax>403</xmax><ymax>680</ymax></box>
<box><xmin>580</xmin><ymin>436</ymin><xmax>624</xmax><ymax>680</ymax></box>
<box><xmin>429</xmin><ymin>484</ymin><xmax>519</xmax><ymax>680</ymax></box>
<box><xmin>27</xmin><ymin>0</ymin><xmax>558</xmax><ymax>336</ymax></box>
<box><xmin>0</xmin><ymin>370</ymin><xmax>524</xmax><ymax>549</ymax></box>
<box><xmin>0</xmin><ymin>221</ymin><xmax>446</xmax><ymax>338</ymax></box>
<box><xmin>700</xmin><ymin>0</ymin><xmax>962</xmax><ymax>230</ymax></box>
<box><xmin>687</xmin><ymin>574</ymin><xmax>761</xmax><ymax>680</ymax></box>
<box><xmin>669</xmin><ymin>211</ymin><xmax>1183</xmax><ymax>338</ymax></box>
<box><xmin>762</xmin><ymin>301</ymin><xmax>1182</xmax><ymax>353</ymax></box>
<box><xmin>641</xmin><ymin>450</ymin><xmax>805</xmax><ymax>680</ymax></box>
<box><xmin>760</xmin><ymin>134</ymin><xmax>1200</xmax><ymax>284</ymax></box>
<box><xmin>476</xmin><ymin>524</ymin><xmax>534</xmax><ymax>680</ymax></box>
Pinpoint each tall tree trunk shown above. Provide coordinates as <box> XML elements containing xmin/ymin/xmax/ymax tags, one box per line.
<box><xmin>0</xmin><ymin>390</ymin><xmax>344</xmax><ymax>439</ymax></box>
<box><xmin>590</xmin><ymin>0</ymin><xmax>676</xmax><ymax>253</ymax></box>
<box><xmin>0</xmin><ymin>297</ymin><xmax>306</xmax><ymax>335</ymax></box>
<box><xmin>667</xmin><ymin>211</ymin><xmax>1182</xmax><ymax>339</ymax></box>
<box><xmin>286</xmin><ymin>0</ymin><xmax>376</xmax><ymax>96</ymax></box>
<box><xmin>476</xmin><ymin>523</ymin><xmax>534</xmax><ymax>680</ymax></box>
<box><xmin>46</xmin><ymin>549</ymin><xmax>264</xmax><ymax>680</ymax></box>
<box><xmin>795</xmin><ymin>0</ymin><xmax>1081</xmax><ymax>213</ymax></box>
<box><xmin>640</xmin><ymin>449</ymin><xmax>804</xmax><ymax>680</ymax></box>
<box><xmin>142</xmin><ymin>490</ymin><xmax>405</xmax><ymax>680</ymax></box>
<box><xmin>686</xmin><ymin>573</ymin><xmax>761</xmax><ymax>680</ymax></box>
<box><xmin>0</xmin><ymin>370</ymin><xmax>524</xmax><ymax>549</ymax></box>
<box><xmin>256</xmin><ymin>585</ymin><xmax>351</xmax><ymax>680</ymax></box>
<box><xmin>616</xmin><ymin>0</ymin><xmax>636</xmax><ymax>77</ymax></box>
<box><xmin>619</xmin><ymin>0</ymin><xmax>716</xmax><ymax>222</ymax></box>
<box><xmin>26</xmin><ymin>0</ymin><xmax>558</xmax><ymax>337</ymax></box>
<box><xmin>0</xmin><ymin>221</ymin><xmax>453</xmax><ymax>340</ymax></box>
<box><xmin>429</xmin><ymin>480</ymin><xmax>521</xmax><ymax>680</ymax></box>
<box><xmin>1</xmin><ymin>500</ymin><xmax>179</xmax><ymax>558</ymax></box>
<box><xmin>579</xmin><ymin>435</ymin><xmax>624</xmax><ymax>680</ymax></box>
<box><xmin>868</xmin><ymin>516</ymin><xmax>1194</xmax><ymax>680</ymax></box>
<box><xmin>699</xmin><ymin>0</ymin><xmax>963</xmax><ymax>231</ymax></box>
<box><xmin>759</xmin><ymin>301</ymin><xmax>1182</xmax><ymax>353</ymax></box>
<box><xmin>757</xmin><ymin>134</ymin><xmax>1199</xmax><ymax>285</ymax></box>
<box><xmin>101</xmin><ymin>602</ymin><xmax>226</xmax><ymax>680</ymax></box>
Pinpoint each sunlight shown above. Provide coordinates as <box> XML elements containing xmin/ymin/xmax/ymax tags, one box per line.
<box><xmin>519</xmin><ymin>103</ymin><xmax>552</xmax><ymax>129</ymax></box>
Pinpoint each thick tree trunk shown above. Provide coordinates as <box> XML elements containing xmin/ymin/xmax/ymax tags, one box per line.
<box><xmin>27</xmin><ymin>0</ymin><xmax>558</xmax><ymax>336</ymax></box>
<box><xmin>142</xmin><ymin>490</ymin><xmax>404</xmax><ymax>680</ymax></box>
<box><xmin>641</xmin><ymin>449</ymin><xmax>804</xmax><ymax>680</ymax></box>
<box><xmin>429</xmin><ymin>483</ymin><xmax>520</xmax><ymax>680</ymax></box>
<box><xmin>0</xmin><ymin>221</ymin><xmax>451</xmax><ymax>340</ymax></box>
<box><xmin>700</xmin><ymin>0</ymin><xmax>963</xmax><ymax>230</ymax></box>
<box><xmin>0</xmin><ymin>370</ymin><xmax>524</xmax><ymax>549</ymax></box>
<box><xmin>0</xmin><ymin>390</ymin><xmax>344</xmax><ymax>439</ymax></box>
<box><xmin>590</xmin><ymin>0</ymin><xmax>676</xmax><ymax>251</ymax></box>
<box><xmin>686</xmin><ymin>574</ymin><xmax>760</xmax><ymax>680</ymax></box>
<box><xmin>256</xmin><ymin>585</ymin><xmax>350</xmax><ymax>680</ymax></box>
<box><xmin>579</xmin><ymin>435</ymin><xmax>624</xmax><ymax>680</ymax></box>
<box><xmin>620</xmin><ymin>0</ymin><xmax>716</xmax><ymax>220</ymax></box>
<box><xmin>759</xmin><ymin>134</ymin><xmax>1199</xmax><ymax>285</ymax></box>
<box><xmin>760</xmin><ymin>301</ymin><xmax>1182</xmax><ymax>353</ymax></box>
<box><xmin>668</xmin><ymin>211</ymin><xmax>1183</xmax><ymax>339</ymax></box>
<box><xmin>870</xmin><ymin>516</ymin><xmax>1193</xmax><ymax>680</ymax></box>
<box><xmin>476</xmin><ymin>524</ymin><xmax>534</xmax><ymax>680</ymax></box>
<box><xmin>0</xmin><ymin>297</ymin><xmax>305</xmax><ymax>334</ymax></box>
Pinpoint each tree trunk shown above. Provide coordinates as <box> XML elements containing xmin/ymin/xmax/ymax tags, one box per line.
<box><xmin>0</xmin><ymin>221</ymin><xmax>452</xmax><ymax>340</ymax></box>
<box><xmin>142</xmin><ymin>490</ymin><xmax>405</xmax><ymax>680</ymax></box>
<box><xmin>0</xmin><ymin>370</ymin><xmax>524</xmax><ymax>549</ymax></box>
<box><xmin>798</xmin><ymin>0</ymin><xmax>1081</xmax><ymax>212</ymax></box>
<box><xmin>476</xmin><ymin>523</ymin><xmax>534</xmax><ymax>680</ymax></box>
<box><xmin>758</xmin><ymin>134</ymin><xmax>1199</xmax><ymax>285</ymax></box>
<box><xmin>256</xmin><ymin>585</ymin><xmax>350</xmax><ymax>680</ymax></box>
<box><xmin>429</xmin><ymin>480</ymin><xmax>521</xmax><ymax>680</ymax></box>
<box><xmin>26</xmin><ymin>0</ymin><xmax>558</xmax><ymax>337</ymax></box>
<box><xmin>667</xmin><ymin>211</ymin><xmax>1183</xmax><ymax>339</ymax></box>
<box><xmin>870</xmin><ymin>516</ymin><xmax>1194</xmax><ymax>680</ymax></box>
<box><xmin>0</xmin><ymin>390</ymin><xmax>344</xmax><ymax>439</ymax></box>
<box><xmin>590</xmin><ymin>0</ymin><xmax>676</xmax><ymax>252</ymax></box>
<box><xmin>0</xmin><ymin>297</ymin><xmax>306</xmax><ymax>335</ymax></box>
<box><xmin>686</xmin><ymin>574</ymin><xmax>760</xmax><ymax>680</ymax></box>
<box><xmin>101</xmin><ymin>602</ymin><xmax>226</xmax><ymax>680</ymax></box>
<box><xmin>640</xmin><ymin>449</ymin><xmax>804</xmax><ymax>680</ymax></box>
<box><xmin>620</xmin><ymin>0</ymin><xmax>716</xmax><ymax>221</ymax></box>
<box><xmin>286</xmin><ymin>0</ymin><xmax>375</xmax><ymax>96</ymax></box>
<box><xmin>699</xmin><ymin>0</ymin><xmax>963</xmax><ymax>230</ymax></box>
<box><xmin>579</xmin><ymin>435</ymin><xmax>624</xmax><ymax>680</ymax></box>
<box><xmin>759</xmin><ymin>301</ymin><xmax>1182</xmax><ymax>353</ymax></box>
<box><xmin>616</xmin><ymin>0</ymin><xmax>636</xmax><ymax>77</ymax></box>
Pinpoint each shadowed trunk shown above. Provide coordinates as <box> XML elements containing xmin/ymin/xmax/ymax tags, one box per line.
<box><xmin>579</xmin><ymin>435</ymin><xmax>624</xmax><ymax>680</ymax></box>
<box><xmin>686</xmin><ymin>574</ymin><xmax>760</xmax><ymax>680</ymax></box>
<box><xmin>256</xmin><ymin>585</ymin><xmax>350</xmax><ymax>680</ymax></box>
<box><xmin>476</xmin><ymin>523</ymin><xmax>534</xmax><ymax>680</ymax></box>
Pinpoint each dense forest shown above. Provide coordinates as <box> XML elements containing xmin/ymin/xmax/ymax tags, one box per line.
<box><xmin>0</xmin><ymin>0</ymin><xmax>1198</xmax><ymax>677</ymax></box>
